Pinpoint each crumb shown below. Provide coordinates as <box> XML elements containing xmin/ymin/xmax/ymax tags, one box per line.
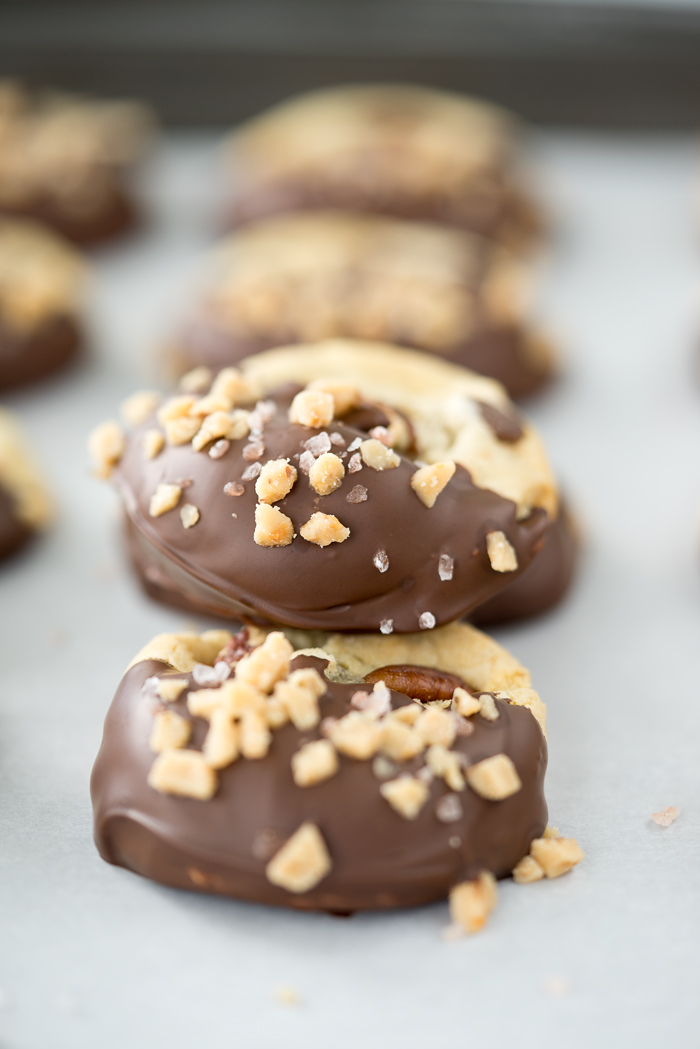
<box><xmin>274</xmin><ymin>984</ymin><xmax>301</xmax><ymax>1006</ymax></box>
<box><xmin>652</xmin><ymin>806</ymin><xmax>680</xmax><ymax>827</ymax></box>
<box><xmin>541</xmin><ymin>977</ymin><xmax>572</xmax><ymax>997</ymax></box>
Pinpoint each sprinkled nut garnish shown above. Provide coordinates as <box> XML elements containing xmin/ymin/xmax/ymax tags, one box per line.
<box><xmin>303</xmin><ymin>432</ymin><xmax>331</xmax><ymax>456</ymax></box>
<box><xmin>273</xmin><ymin>668</ymin><xmax>326</xmax><ymax>730</ymax></box>
<box><xmin>149</xmin><ymin>710</ymin><xmax>192</xmax><ymax>753</ymax></box>
<box><xmin>300</xmin><ymin>512</ymin><xmax>350</xmax><ymax>547</ymax></box>
<box><xmin>149</xmin><ymin>483</ymin><xmax>182</xmax><ymax>517</ymax></box>
<box><xmin>325</xmin><ymin>711</ymin><xmax>382</xmax><ymax>760</ymax></box>
<box><xmin>179</xmin><ymin>365</ymin><xmax>213</xmax><ymax>393</ymax></box>
<box><xmin>438</xmin><ymin>554</ymin><xmax>454</xmax><ymax>581</ymax></box>
<box><xmin>189</xmin><ymin>394</ymin><xmax>230</xmax><ymax>417</ymax></box>
<box><xmin>543</xmin><ymin>825</ymin><xmax>559</xmax><ymax>838</ymax></box>
<box><xmin>449</xmin><ymin>872</ymin><xmax>497</xmax><ymax>934</ymax></box>
<box><xmin>265</xmin><ymin>695</ymin><xmax>289</xmax><ymax>730</ymax></box>
<box><xmin>242</xmin><ymin>461</ymin><xmax>262</xmax><ymax>480</ymax></box>
<box><xmin>346</xmin><ymin>484</ymin><xmax>368</xmax><ymax>503</ymax></box>
<box><xmin>478</xmin><ymin>693</ymin><xmax>500</xmax><ymax>721</ymax></box>
<box><xmin>418</xmin><ymin>612</ymin><xmax>436</xmax><ymax>630</ymax></box>
<box><xmin>486</xmin><ymin>531</ymin><xmax>519</xmax><ymax>573</ymax></box>
<box><xmin>451</xmin><ymin>687</ymin><xmax>482</xmax><ymax>718</ymax></box>
<box><xmin>347</xmin><ymin>452</ymin><xmax>363</xmax><ymax>473</ymax></box>
<box><xmin>180</xmin><ymin>503</ymin><xmax>200</xmax><ymax>529</ymax></box>
<box><xmin>410</xmin><ymin>461</ymin><xmax>456</xmax><ymax>508</ymax></box>
<box><xmin>426</xmin><ymin>744</ymin><xmax>465</xmax><ymax>791</ymax></box>
<box><xmin>652</xmin><ymin>806</ymin><xmax>680</xmax><ymax>827</ymax></box>
<box><xmin>254</xmin><ymin>503</ymin><xmax>294</xmax><ymax>547</ymax></box>
<box><xmin>291</xmin><ymin>739</ymin><xmax>339</xmax><ymax>787</ymax></box>
<box><xmin>529</xmin><ymin>837</ymin><xmax>584</xmax><ymax>878</ymax></box>
<box><xmin>391</xmin><ymin>704</ymin><xmax>422</xmax><ymax>726</ymax></box>
<box><xmin>265</xmin><ymin>822</ymin><xmax>332</xmax><ymax>893</ymax></box>
<box><xmin>142</xmin><ymin>429</ymin><xmax>164</xmax><ymax>460</ymax></box>
<box><xmin>512</xmin><ymin>855</ymin><xmax>545</xmax><ymax>884</ymax></box>
<box><xmin>192</xmin><ymin>411</ymin><xmax>237</xmax><ymax>452</ymax></box>
<box><xmin>380</xmin><ymin>776</ymin><xmax>430</xmax><ymax>820</ymax></box>
<box><xmin>209</xmin><ymin>438</ymin><xmax>230</xmax><ymax>459</ymax></box>
<box><xmin>228</xmin><ymin>409</ymin><xmax>252</xmax><ymax>440</ymax></box>
<box><xmin>306</xmin><ymin>379</ymin><xmax>360</xmax><ymax>417</ymax></box>
<box><xmin>240</xmin><ymin>709</ymin><xmax>272</xmax><ymax>759</ymax></box>
<box><xmin>88</xmin><ymin>420</ymin><xmax>126</xmax><ymax>478</ymax></box>
<box><xmin>308</xmin><ymin>452</ymin><xmax>345</xmax><ymax>495</ymax></box>
<box><xmin>156</xmin><ymin>678</ymin><xmax>187</xmax><ymax>703</ymax></box>
<box><xmin>256</xmin><ymin>458</ymin><xmax>298</xmax><ymax>504</ymax></box>
<box><xmin>414</xmin><ymin>707</ymin><xmax>456</xmax><ymax>748</ymax></box>
<box><xmin>289</xmin><ymin>390</ymin><xmax>334</xmax><ymax>428</ymax></box>
<box><xmin>373</xmin><ymin>550</ymin><xmax>390</xmax><ymax>573</ymax></box>
<box><xmin>379</xmin><ymin>619</ymin><xmax>394</xmax><ymax>635</ymax></box>
<box><xmin>120</xmin><ymin>390</ymin><xmax>161</xmax><ymax>428</ymax></box>
<box><xmin>378</xmin><ymin>716</ymin><xmax>424</xmax><ymax>762</ymax></box>
<box><xmin>466</xmin><ymin>753</ymin><xmax>522</xmax><ymax>801</ymax></box>
<box><xmin>436</xmin><ymin>793</ymin><xmax>464</xmax><ymax>823</ymax></box>
<box><xmin>236</xmin><ymin>632</ymin><xmax>294</xmax><ymax>692</ymax></box>
<box><xmin>210</xmin><ymin>367</ymin><xmax>251</xmax><ymax>406</ymax></box>
<box><xmin>157</xmin><ymin>395</ymin><xmax>196</xmax><ymax>423</ymax></box>
<box><xmin>148</xmin><ymin>749</ymin><xmax>217</xmax><ymax>800</ymax></box>
<box><xmin>224</xmin><ymin>481</ymin><xmax>245</xmax><ymax>497</ymax></box>
<box><xmin>360</xmin><ymin>438</ymin><xmax>400</xmax><ymax>471</ymax></box>
<box><xmin>165</xmin><ymin>415</ymin><xmax>201</xmax><ymax>446</ymax></box>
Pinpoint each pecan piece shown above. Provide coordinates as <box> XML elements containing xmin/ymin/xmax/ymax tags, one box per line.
<box><xmin>363</xmin><ymin>665</ymin><xmax>466</xmax><ymax>704</ymax></box>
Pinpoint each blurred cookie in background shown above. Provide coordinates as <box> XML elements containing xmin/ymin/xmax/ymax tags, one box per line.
<box><xmin>0</xmin><ymin>81</ymin><xmax>155</xmax><ymax>246</ymax></box>
<box><xmin>0</xmin><ymin>408</ymin><xmax>52</xmax><ymax>562</ymax></box>
<box><xmin>0</xmin><ymin>219</ymin><xmax>86</xmax><ymax>391</ymax></box>
<box><xmin>166</xmin><ymin>212</ymin><xmax>556</xmax><ymax>400</ymax></box>
<box><xmin>222</xmin><ymin>84</ymin><xmax>542</xmax><ymax>250</ymax></box>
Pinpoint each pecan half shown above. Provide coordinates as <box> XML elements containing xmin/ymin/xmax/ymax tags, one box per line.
<box><xmin>363</xmin><ymin>665</ymin><xmax>466</xmax><ymax>704</ymax></box>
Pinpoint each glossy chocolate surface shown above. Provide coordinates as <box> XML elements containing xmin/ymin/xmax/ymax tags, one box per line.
<box><xmin>0</xmin><ymin>314</ymin><xmax>81</xmax><ymax>391</ymax></box>
<box><xmin>91</xmin><ymin>654</ymin><xmax>548</xmax><ymax>911</ymax></box>
<box><xmin>116</xmin><ymin>386</ymin><xmax>548</xmax><ymax>632</ymax></box>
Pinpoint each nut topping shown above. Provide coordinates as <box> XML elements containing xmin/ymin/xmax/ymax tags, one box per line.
<box><xmin>255</xmin><ymin>458</ymin><xmax>298</xmax><ymax>504</ymax></box>
<box><xmin>410</xmin><ymin>461</ymin><xmax>456</xmax><ymax>508</ymax></box>
<box><xmin>289</xmin><ymin>390</ymin><xmax>334</xmax><ymax>428</ymax></box>
<box><xmin>449</xmin><ymin>873</ymin><xmax>497</xmax><ymax>934</ymax></box>
<box><xmin>299</xmin><ymin>512</ymin><xmax>350</xmax><ymax>547</ymax></box>
<box><xmin>486</xmin><ymin>530</ymin><xmax>518</xmax><ymax>573</ymax></box>
<box><xmin>308</xmin><ymin>452</ymin><xmax>345</xmax><ymax>495</ymax></box>
<box><xmin>359</xmin><ymin>438</ymin><xmax>400</xmax><ymax>471</ymax></box>
<box><xmin>265</xmin><ymin>822</ymin><xmax>332</xmax><ymax>893</ymax></box>
<box><xmin>364</xmin><ymin>665</ymin><xmax>464</xmax><ymax>704</ymax></box>
<box><xmin>149</xmin><ymin>483</ymin><xmax>182</xmax><ymax>517</ymax></box>
<box><xmin>379</xmin><ymin>776</ymin><xmax>430</xmax><ymax>820</ymax></box>
<box><xmin>254</xmin><ymin>503</ymin><xmax>294</xmax><ymax>547</ymax></box>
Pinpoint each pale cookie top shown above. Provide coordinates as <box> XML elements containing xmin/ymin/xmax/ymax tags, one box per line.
<box><xmin>0</xmin><ymin>219</ymin><xmax>86</xmax><ymax>331</ymax></box>
<box><xmin>196</xmin><ymin>212</ymin><xmax>529</xmax><ymax>352</ymax></box>
<box><xmin>0</xmin><ymin>408</ymin><xmax>52</xmax><ymax>529</ymax></box>
<box><xmin>240</xmin><ymin>340</ymin><xmax>558</xmax><ymax>520</ymax></box>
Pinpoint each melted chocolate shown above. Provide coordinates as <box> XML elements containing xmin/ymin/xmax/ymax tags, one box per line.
<box><xmin>91</xmin><ymin>654</ymin><xmax>548</xmax><ymax>912</ymax></box>
<box><xmin>0</xmin><ymin>313</ymin><xmax>81</xmax><ymax>391</ymax></box>
<box><xmin>115</xmin><ymin>386</ymin><xmax>548</xmax><ymax>633</ymax></box>
<box><xmin>476</xmin><ymin>401</ymin><xmax>524</xmax><ymax>443</ymax></box>
<box><xmin>0</xmin><ymin>483</ymin><xmax>32</xmax><ymax>561</ymax></box>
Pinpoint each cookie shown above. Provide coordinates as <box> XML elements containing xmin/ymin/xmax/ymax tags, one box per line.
<box><xmin>0</xmin><ymin>219</ymin><xmax>86</xmax><ymax>390</ymax></box>
<box><xmin>168</xmin><ymin>212</ymin><xmax>555</xmax><ymax>399</ymax></box>
<box><xmin>0</xmin><ymin>81</ymin><xmax>153</xmax><ymax>245</ymax></box>
<box><xmin>0</xmin><ymin>409</ymin><xmax>52</xmax><ymax>560</ymax></box>
<box><xmin>88</xmin><ymin>340</ymin><xmax>559</xmax><ymax>632</ymax></box>
<box><xmin>223</xmin><ymin>84</ymin><xmax>541</xmax><ymax>248</ymax></box>
<box><xmin>92</xmin><ymin>622</ymin><xmax>583</xmax><ymax>926</ymax></box>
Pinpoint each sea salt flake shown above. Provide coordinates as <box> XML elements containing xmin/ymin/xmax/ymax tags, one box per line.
<box><xmin>330</xmin><ymin>432</ymin><xmax>345</xmax><ymax>447</ymax></box>
<box><xmin>379</xmin><ymin>618</ymin><xmax>394</xmax><ymax>635</ymax></box>
<box><xmin>418</xmin><ymin>611</ymin><xmax>436</xmax><ymax>630</ymax></box>
<box><xmin>438</xmin><ymin>553</ymin><xmax>454</xmax><ymax>582</ymax></box>
<box><xmin>303</xmin><ymin>432</ymin><xmax>331</xmax><ymax>456</ymax></box>
<box><xmin>436</xmin><ymin>794</ymin><xmax>464</xmax><ymax>823</ymax></box>
<box><xmin>241</xmin><ymin>461</ymin><xmax>262</xmax><ymax>480</ymax></box>
<box><xmin>369</xmin><ymin>425</ymin><xmax>391</xmax><ymax>446</ymax></box>
<box><xmin>243</xmin><ymin>440</ymin><xmax>265</xmax><ymax>461</ymax></box>
<box><xmin>192</xmin><ymin>661</ymin><xmax>231</xmax><ymax>687</ymax></box>
<box><xmin>209</xmin><ymin>438</ymin><xmax>230</xmax><ymax>459</ymax></box>
<box><xmin>348</xmin><ymin>453</ymin><xmax>362</xmax><ymax>473</ymax></box>
<box><xmin>298</xmin><ymin>450</ymin><xmax>316</xmax><ymax>474</ymax></box>
<box><xmin>416</xmin><ymin>765</ymin><xmax>435</xmax><ymax>783</ymax></box>
<box><xmin>347</xmin><ymin>437</ymin><xmax>362</xmax><ymax>452</ymax></box>
<box><xmin>346</xmin><ymin>484</ymin><xmax>368</xmax><ymax>503</ymax></box>
<box><xmin>224</xmin><ymin>481</ymin><xmax>245</xmax><ymax>496</ymax></box>
<box><xmin>652</xmin><ymin>806</ymin><xmax>680</xmax><ymax>827</ymax></box>
<box><xmin>143</xmin><ymin>676</ymin><xmax>161</xmax><ymax>697</ymax></box>
<box><xmin>373</xmin><ymin>550</ymin><xmax>390</xmax><ymax>573</ymax></box>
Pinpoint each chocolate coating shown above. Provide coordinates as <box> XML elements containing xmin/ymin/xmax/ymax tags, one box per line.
<box><xmin>0</xmin><ymin>482</ymin><xmax>32</xmax><ymax>561</ymax></box>
<box><xmin>2</xmin><ymin>186</ymin><xmax>138</xmax><ymax>248</ymax></box>
<box><xmin>91</xmin><ymin>655</ymin><xmax>548</xmax><ymax>911</ymax></box>
<box><xmin>470</xmin><ymin>501</ymin><xmax>578</xmax><ymax>626</ymax></box>
<box><xmin>116</xmin><ymin>387</ymin><xmax>548</xmax><ymax>632</ymax></box>
<box><xmin>0</xmin><ymin>313</ymin><xmax>81</xmax><ymax>391</ymax></box>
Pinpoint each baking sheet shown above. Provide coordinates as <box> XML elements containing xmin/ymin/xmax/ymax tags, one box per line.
<box><xmin>1</xmin><ymin>132</ymin><xmax>699</xmax><ymax>1048</ymax></box>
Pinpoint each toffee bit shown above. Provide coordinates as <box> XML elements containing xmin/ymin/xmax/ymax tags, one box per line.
<box><xmin>330</xmin><ymin>432</ymin><xmax>346</xmax><ymax>447</ymax></box>
<box><xmin>373</xmin><ymin>550</ymin><xmax>390</xmax><ymax>574</ymax></box>
<box><xmin>438</xmin><ymin>553</ymin><xmax>454</xmax><ymax>582</ymax></box>
<box><xmin>209</xmin><ymin>438</ymin><xmax>230</xmax><ymax>459</ymax></box>
<box><xmin>180</xmin><ymin>503</ymin><xmax>200</xmax><ymax>529</ymax></box>
<box><xmin>436</xmin><ymin>794</ymin><xmax>464</xmax><ymax>824</ymax></box>
<box><xmin>347</xmin><ymin>452</ymin><xmax>362</xmax><ymax>473</ymax></box>
<box><xmin>224</xmin><ymin>481</ymin><xmax>245</xmax><ymax>497</ymax></box>
<box><xmin>372</xmin><ymin>755</ymin><xmax>398</xmax><ymax>781</ymax></box>
<box><xmin>418</xmin><ymin>611</ymin><xmax>436</xmax><ymax>630</ymax></box>
<box><xmin>241</xmin><ymin>461</ymin><xmax>262</xmax><ymax>481</ymax></box>
<box><xmin>192</xmin><ymin>661</ymin><xmax>231</xmax><ymax>687</ymax></box>
<box><xmin>347</xmin><ymin>484</ymin><xmax>368</xmax><ymax>503</ymax></box>
<box><xmin>347</xmin><ymin>437</ymin><xmax>362</xmax><ymax>452</ymax></box>
<box><xmin>243</xmin><ymin>439</ymin><xmax>265</xmax><ymax>461</ymax></box>
<box><xmin>303</xmin><ymin>432</ymin><xmax>331</xmax><ymax>456</ymax></box>
<box><xmin>379</xmin><ymin>618</ymin><xmax>394</xmax><ymax>635</ymax></box>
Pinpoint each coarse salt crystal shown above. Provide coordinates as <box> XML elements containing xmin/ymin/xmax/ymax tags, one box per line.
<box><xmin>348</xmin><ymin>453</ymin><xmax>362</xmax><ymax>473</ymax></box>
<box><xmin>379</xmin><ymin>619</ymin><xmax>394</xmax><ymax>635</ymax></box>
<box><xmin>347</xmin><ymin>437</ymin><xmax>362</xmax><ymax>452</ymax></box>
<box><xmin>652</xmin><ymin>806</ymin><xmax>680</xmax><ymax>827</ymax></box>
<box><xmin>224</xmin><ymin>481</ymin><xmax>245</xmax><ymax>496</ymax></box>
<box><xmin>373</xmin><ymin>550</ymin><xmax>390</xmax><ymax>573</ymax></box>
<box><xmin>436</xmin><ymin>794</ymin><xmax>464</xmax><ymax>823</ymax></box>
<box><xmin>330</xmin><ymin>432</ymin><xmax>345</xmax><ymax>447</ymax></box>
<box><xmin>438</xmin><ymin>553</ymin><xmax>454</xmax><ymax>581</ymax></box>
<box><xmin>303</xmin><ymin>432</ymin><xmax>331</xmax><ymax>456</ymax></box>
<box><xmin>418</xmin><ymin>612</ymin><xmax>436</xmax><ymax>630</ymax></box>
<box><xmin>346</xmin><ymin>484</ymin><xmax>368</xmax><ymax>503</ymax></box>
<box><xmin>243</xmin><ymin>440</ymin><xmax>265</xmax><ymax>461</ymax></box>
<box><xmin>192</xmin><ymin>661</ymin><xmax>231</xmax><ymax>687</ymax></box>
<box><xmin>209</xmin><ymin>439</ymin><xmax>230</xmax><ymax>459</ymax></box>
<box><xmin>242</xmin><ymin>462</ymin><xmax>262</xmax><ymax>480</ymax></box>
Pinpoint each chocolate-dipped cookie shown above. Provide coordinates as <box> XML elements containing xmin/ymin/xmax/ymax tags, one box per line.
<box><xmin>223</xmin><ymin>84</ymin><xmax>541</xmax><ymax>249</ymax></box>
<box><xmin>0</xmin><ymin>219</ymin><xmax>86</xmax><ymax>391</ymax></box>
<box><xmin>92</xmin><ymin>622</ymin><xmax>582</xmax><ymax>927</ymax></box>
<box><xmin>168</xmin><ymin>212</ymin><xmax>555</xmax><ymax>400</ymax></box>
<box><xmin>0</xmin><ymin>408</ymin><xmax>52</xmax><ymax>560</ymax></box>
<box><xmin>89</xmin><ymin>340</ymin><xmax>561</xmax><ymax>632</ymax></box>
<box><xmin>0</xmin><ymin>81</ymin><xmax>153</xmax><ymax>246</ymax></box>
